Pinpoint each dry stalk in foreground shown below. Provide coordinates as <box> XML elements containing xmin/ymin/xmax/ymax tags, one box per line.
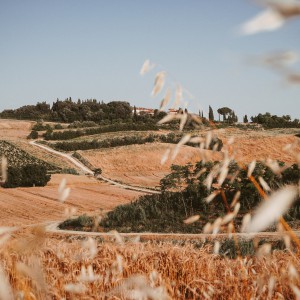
<box><xmin>1</xmin><ymin>236</ymin><xmax>300</xmax><ymax>299</ymax></box>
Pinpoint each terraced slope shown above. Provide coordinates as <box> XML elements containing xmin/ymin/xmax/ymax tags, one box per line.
<box><xmin>0</xmin><ymin>140</ymin><xmax>59</xmax><ymax>172</ymax></box>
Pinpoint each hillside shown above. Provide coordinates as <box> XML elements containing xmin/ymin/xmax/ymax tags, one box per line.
<box><xmin>0</xmin><ymin>174</ymin><xmax>142</xmax><ymax>227</ymax></box>
<box><xmin>0</xmin><ymin>140</ymin><xmax>58</xmax><ymax>172</ymax></box>
<box><xmin>79</xmin><ymin>143</ymin><xmax>223</xmax><ymax>188</ymax></box>
<box><xmin>0</xmin><ymin>119</ymin><xmax>34</xmax><ymax>139</ymax></box>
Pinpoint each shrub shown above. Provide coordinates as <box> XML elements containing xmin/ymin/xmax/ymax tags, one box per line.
<box><xmin>68</xmin><ymin>121</ymin><xmax>98</xmax><ymax>128</ymax></box>
<box><xmin>54</xmin><ymin>123</ymin><xmax>63</xmax><ymax>129</ymax></box>
<box><xmin>0</xmin><ymin>140</ymin><xmax>58</xmax><ymax>172</ymax></box>
<box><xmin>59</xmin><ymin>215</ymin><xmax>94</xmax><ymax>231</ymax></box>
<box><xmin>27</xmin><ymin>130</ymin><xmax>38</xmax><ymax>139</ymax></box>
<box><xmin>61</xmin><ymin>168</ymin><xmax>79</xmax><ymax>175</ymax></box>
<box><xmin>32</xmin><ymin>122</ymin><xmax>52</xmax><ymax>131</ymax></box>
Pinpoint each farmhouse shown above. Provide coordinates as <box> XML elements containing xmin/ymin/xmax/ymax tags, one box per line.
<box><xmin>133</xmin><ymin>107</ymin><xmax>155</xmax><ymax>116</ymax></box>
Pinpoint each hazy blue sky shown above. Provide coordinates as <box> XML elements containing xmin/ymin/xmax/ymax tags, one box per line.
<box><xmin>0</xmin><ymin>0</ymin><xmax>299</xmax><ymax>119</ymax></box>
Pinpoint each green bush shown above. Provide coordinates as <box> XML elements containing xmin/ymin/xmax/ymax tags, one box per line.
<box><xmin>32</xmin><ymin>122</ymin><xmax>52</xmax><ymax>131</ymax></box>
<box><xmin>68</xmin><ymin>121</ymin><xmax>98</xmax><ymax>128</ymax></box>
<box><xmin>59</xmin><ymin>215</ymin><xmax>94</xmax><ymax>231</ymax></box>
<box><xmin>27</xmin><ymin>130</ymin><xmax>38</xmax><ymax>139</ymax></box>
<box><xmin>54</xmin><ymin>123</ymin><xmax>63</xmax><ymax>129</ymax></box>
<box><xmin>60</xmin><ymin>168</ymin><xmax>79</xmax><ymax>175</ymax></box>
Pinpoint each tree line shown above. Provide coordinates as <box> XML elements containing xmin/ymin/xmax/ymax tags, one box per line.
<box><xmin>2</xmin><ymin>98</ymin><xmax>299</xmax><ymax>129</ymax></box>
<box><xmin>250</xmin><ymin>112</ymin><xmax>300</xmax><ymax>128</ymax></box>
<box><xmin>0</xmin><ymin>98</ymin><xmax>133</xmax><ymax>123</ymax></box>
<box><xmin>48</xmin><ymin>133</ymin><xmax>223</xmax><ymax>152</ymax></box>
<box><xmin>43</xmin><ymin>123</ymin><xmax>159</xmax><ymax>140</ymax></box>
<box><xmin>205</xmin><ymin>106</ymin><xmax>300</xmax><ymax>128</ymax></box>
<box><xmin>0</xmin><ymin>98</ymin><xmax>170</xmax><ymax>125</ymax></box>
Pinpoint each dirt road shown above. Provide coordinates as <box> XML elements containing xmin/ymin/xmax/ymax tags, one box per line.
<box><xmin>29</xmin><ymin>140</ymin><xmax>160</xmax><ymax>194</ymax></box>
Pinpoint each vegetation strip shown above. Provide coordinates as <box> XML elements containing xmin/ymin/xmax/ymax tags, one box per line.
<box><xmin>47</xmin><ymin>132</ymin><xmax>223</xmax><ymax>152</ymax></box>
<box><xmin>47</xmin><ymin>221</ymin><xmax>300</xmax><ymax>241</ymax></box>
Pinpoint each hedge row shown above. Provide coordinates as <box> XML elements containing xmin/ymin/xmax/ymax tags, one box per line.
<box><xmin>50</xmin><ymin>133</ymin><xmax>223</xmax><ymax>152</ymax></box>
<box><xmin>43</xmin><ymin>122</ymin><xmax>159</xmax><ymax>140</ymax></box>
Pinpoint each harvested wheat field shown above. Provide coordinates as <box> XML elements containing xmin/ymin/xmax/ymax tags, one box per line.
<box><xmin>79</xmin><ymin>143</ymin><xmax>223</xmax><ymax>188</ymax></box>
<box><xmin>78</xmin><ymin>130</ymin><xmax>300</xmax><ymax>188</ymax></box>
<box><xmin>0</xmin><ymin>174</ymin><xmax>143</xmax><ymax>227</ymax></box>
<box><xmin>217</xmin><ymin>128</ymin><xmax>300</xmax><ymax>164</ymax></box>
<box><xmin>0</xmin><ymin>119</ymin><xmax>33</xmax><ymax>140</ymax></box>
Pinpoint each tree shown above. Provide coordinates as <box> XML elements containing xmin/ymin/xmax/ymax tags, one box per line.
<box><xmin>3</xmin><ymin>165</ymin><xmax>51</xmax><ymax>188</ymax></box>
<box><xmin>243</xmin><ymin>115</ymin><xmax>248</xmax><ymax>123</ymax></box>
<box><xmin>208</xmin><ymin>106</ymin><xmax>214</xmax><ymax>121</ymax></box>
<box><xmin>217</xmin><ymin>107</ymin><xmax>233</xmax><ymax>122</ymax></box>
<box><xmin>133</xmin><ymin>105</ymin><xmax>137</xmax><ymax>121</ymax></box>
<box><xmin>228</xmin><ymin>111</ymin><xmax>238</xmax><ymax>124</ymax></box>
<box><xmin>22</xmin><ymin>165</ymin><xmax>51</xmax><ymax>187</ymax></box>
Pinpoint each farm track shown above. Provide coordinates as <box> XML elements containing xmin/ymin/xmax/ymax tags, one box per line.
<box><xmin>29</xmin><ymin>140</ymin><xmax>160</xmax><ymax>194</ymax></box>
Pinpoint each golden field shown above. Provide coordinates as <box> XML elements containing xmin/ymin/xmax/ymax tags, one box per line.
<box><xmin>0</xmin><ymin>119</ymin><xmax>300</xmax><ymax>299</ymax></box>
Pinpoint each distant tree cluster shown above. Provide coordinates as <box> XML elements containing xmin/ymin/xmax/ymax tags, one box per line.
<box><xmin>251</xmin><ymin>112</ymin><xmax>300</xmax><ymax>128</ymax></box>
<box><xmin>0</xmin><ymin>98</ymin><xmax>133</xmax><ymax>123</ymax></box>
<box><xmin>207</xmin><ymin>106</ymin><xmax>300</xmax><ymax>128</ymax></box>
<box><xmin>217</xmin><ymin>107</ymin><xmax>238</xmax><ymax>123</ymax></box>
<box><xmin>206</xmin><ymin>106</ymin><xmax>238</xmax><ymax>123</ymax></box>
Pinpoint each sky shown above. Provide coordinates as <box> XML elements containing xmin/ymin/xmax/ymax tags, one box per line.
<box><xmin>0</xmin><ymin>0</ymin><xmax>299</xmax><ymax>120</ymax></box>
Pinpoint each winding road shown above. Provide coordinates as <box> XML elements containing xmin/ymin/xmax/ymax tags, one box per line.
<box><xmin>29</xmin><ymin>140</ymin><xmax>160</xmax><ymax>194</ymax></box>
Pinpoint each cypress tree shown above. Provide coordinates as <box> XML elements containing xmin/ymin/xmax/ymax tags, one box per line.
<box><xmin>209</xmin><ymin>106</ymin><xmax>214</xmax><ymax>121</ymax></box>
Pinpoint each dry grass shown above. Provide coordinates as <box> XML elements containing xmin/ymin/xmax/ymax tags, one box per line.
<box><xmin>0</xmin><ymin>234</ymin><xmax>299</xmax><ymax>299</ymax></box>
<box><xmin>79</xmin><ymin>142</ymin><xmax>222</xmax><ymax>188</ymax></box>
<box><xmin>0</xmin><ymin>119</ymin><xmax>34</xmax><ymax>140</ymax></box>
<box><xmin>78</xmin><ymin>129</ymin><xmax>300</xmax><ymax>188</ymax></box>
<box><xmin>216</xmin><ymin>128</ymin><xmax>300</xmax><ymax>164</ymax></box>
